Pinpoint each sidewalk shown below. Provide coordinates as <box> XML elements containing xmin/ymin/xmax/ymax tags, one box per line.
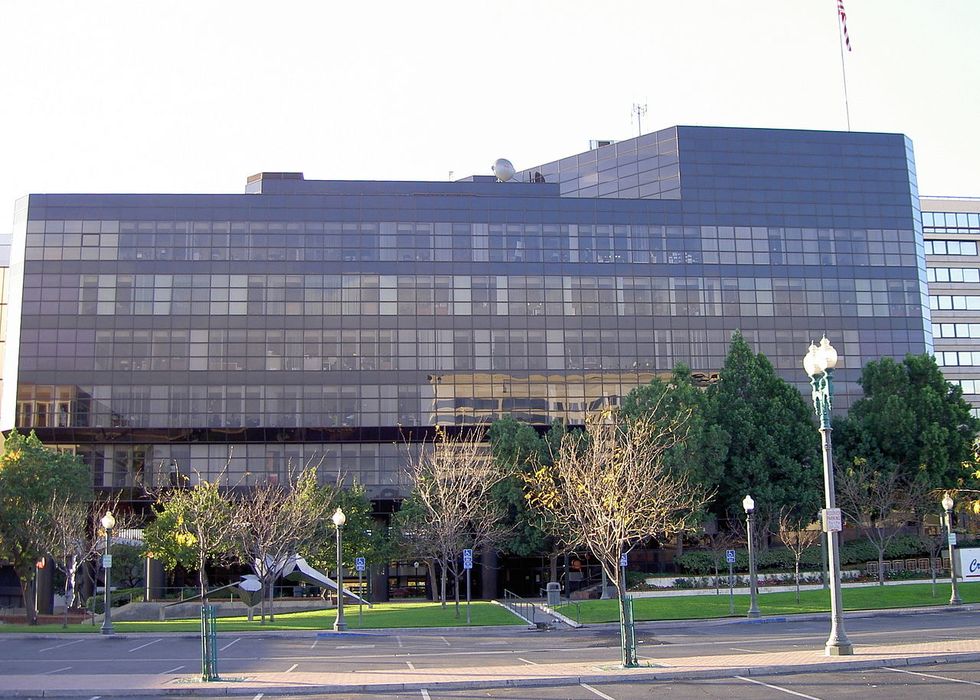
<box><xmin>2</xmin><ymin>636</ymin><xmax>979</xmax><ymax>697</ymax></box>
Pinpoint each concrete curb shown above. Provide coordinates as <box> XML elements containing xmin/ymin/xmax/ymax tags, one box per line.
<box><xmin>6</xmin><ymin>650</ymin><xmax>980</xmax><ymax>697</ymax></box>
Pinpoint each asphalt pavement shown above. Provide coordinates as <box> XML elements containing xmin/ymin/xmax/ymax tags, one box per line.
<box><xmin>0</xmin><ymin>606</ymin><xmax>977</xmax><ymax>697</ymax></box>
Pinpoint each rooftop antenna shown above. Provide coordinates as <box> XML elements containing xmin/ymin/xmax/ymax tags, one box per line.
<box><xmin>631</xmin><ymin>101</ymin><xmax>648</xmax><ymax>137</ymax></box>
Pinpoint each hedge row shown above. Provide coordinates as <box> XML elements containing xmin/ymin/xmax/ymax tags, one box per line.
<box><xmin>673</xmin><ymin>535</ymin><xmax>977</xmax><ymax>575</ymax></box>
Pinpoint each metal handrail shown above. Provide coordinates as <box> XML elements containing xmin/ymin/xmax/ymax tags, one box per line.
<box><xmin>501</xmin><ymin>588</ymin><xmax>536</xmax><ymax>623</ymax></box>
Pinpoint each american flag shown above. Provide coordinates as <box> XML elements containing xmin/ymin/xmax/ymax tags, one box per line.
<box><xmin>837</xmin><ymin>0</ymin><xmax>852</xmax><ymax>51</ymax></box>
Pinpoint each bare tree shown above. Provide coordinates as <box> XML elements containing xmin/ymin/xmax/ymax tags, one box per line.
<box><xmin>774</xmin><ymin>508</ymin><xmax>821</xmax><ymax>603</ymax></box>
<box><xmin>525</xmin><ymin>407</ymin><xmax>711</xmax><ymax>668</ymax></box>
<box><xmin>400</xmin><ymin>425</ymin><xmax>509</xmax><ymax>612</ymax></box>
<box><xmin>37</xmin><ymin>493</ymin><xmax>137</xmax><ymax>628</ymax></box>
<box><xmin>233</xmin><ymin>465</ymin><xmax>327</xmax><ymax>622</ymax></box>
<box><xmin>836</xmin><ymin>458</ymin><xmax>926</xmax><ymax>586</ymax></box>
<box><xmin>702</xmin><ymin>519</ymin><xmax>737</xmax><ymax>594</ymax></box>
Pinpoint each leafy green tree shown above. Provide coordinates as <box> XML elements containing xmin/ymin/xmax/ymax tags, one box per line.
<box><xmin>621</xmin><ymin>364</ymin><xmax>729</xmax><ymax>507</ymax></box>
<box><xmin>145</xmin><ymin>476</ymin><xmax>237</xmax><ymax>601</ymax></box>
<box><xmin>488</xmin><ymin>416</ymin><xmax>555</xmax><ymax>558</ymax></box>
<box><xmin>0</xmin><ymin>431</ymin><xmax>90</xmax><ymax>624</ymax></box>
<box><xmin>834</xmin><ymin>354</ymin><xmax>979</xmax><ymax>492</ymax></box>
<box><xmin>706</xmin><ymin>332</ymin><xmax>822</xmax><ymax>532</ymax></box>
<box><xmin>142</xmin><ymin>505</ymin><xmax>197</xmax><ymax>573</ymax></box>
<box><xmin>307</xmin><ymin>482</ymin><xmax>387</xmax><ymax>572</ymax></box>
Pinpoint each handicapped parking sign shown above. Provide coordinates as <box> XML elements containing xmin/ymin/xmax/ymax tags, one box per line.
<box><xmin>355</xmin><ymin>557</ymin><xmax>366</xmax><ymax>572</ymax></box>
<box><xmin>725</xmin><ymin>549</ymin><xmax>736</xmax><ymax>564</ymax></box>
<box><xmin>462</xmin><ymin>549</ymin><xmax>474</xmax><ymax>570</ymax></box>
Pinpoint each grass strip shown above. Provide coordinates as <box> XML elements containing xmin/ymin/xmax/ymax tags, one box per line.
<box><xmin>559</xmin><ymin>581</ymin><xmax>980</xmax><ymax>623</ymax></box>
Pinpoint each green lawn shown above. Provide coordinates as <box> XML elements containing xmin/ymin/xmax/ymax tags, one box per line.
<box><xmin>558</xmin><ymin>581</ymin><xmax>980</xmax><ymax>624</ymax></box>
<box><xmin>2</xmin><ymin>582</ymin><xmax>977</xmax><ymax>633</ymax></box>
<box><xmin>0</xmin><ymin>600</ymin><xmax>521</xmax><ymax>633</ymax></box>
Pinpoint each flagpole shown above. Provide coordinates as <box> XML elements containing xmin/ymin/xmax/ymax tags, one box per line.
<box><xmin>836</xmin><ymin>0</ymin><xmax>852</xmax><ymax>131</ymax></box>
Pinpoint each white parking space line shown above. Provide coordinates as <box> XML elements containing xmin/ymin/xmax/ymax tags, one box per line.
<box><xmin>310</xmin><ymin>639</ymin><xmax>318</xmax><ymax>650</ymax></box>
<box><xmin>735</xmin><ymin>676</ymin><xmax>823</xmax><ymax>699</ymax></box>
<box><xmin>337</xmin><ymin>644</ymin><xmax>375</xmax><ymax>649</ymax></box>
<box><xmin>420</xmin><ymin>690</ymin><xmax>430</xmax><ymax>700</ymax></box>
<box><xmin>730</xmin><ymin>647</ymin><xmax>755</xmax><ymax>652</ymax></box>
<box><xmin>43</xmin><ymin>666</ymin><xmax>72</xmax><ymax>675</ymax></box>
<box><xmin>253</xmin><ymin>695</ymin><xmax>264</xmax><ymax>700</ymax></box>
<box><xmin>396</xmin><ymin>635</ymin><xmax>404</xmax><ymax>648</ymax></box>
<box><xmin>88</xmin><ymin>696</ymin><xmax>100</xmax><ymax>700</ymax></box>
<box><xmin>439</xmin><ymin>635</ymin><xmax>451</xmax><ymax>646</ymax></box>
<box><xmin>285</xmin><ymin>663</ymin><xmax>298</xmax><ymax>673</ymax></box>
<box><xmin>128</xmin><ymin>638</ymin><xmax>163</xmax><ymax>653</ymax></box>
<box><xmin>159</xmin><ymin>665</ymin><xmax>184</xmax><ymax>675</ymax></box>
<box><xmin>406</xmin><ymin>660</ymin><xmax>416</xmax><ymax>670</ymax></box>
<box><xmin>219</xmin><ymin>637</ymin><xmax>242</xmax><ymax>652</ymax></box>
<box><xmin>39</xmin><ymin>639</ymin><xmax>86</xmax><ymax>653</ymax></box>
<box><xmin>580</xmin><ymin>683</ymin><xmax>616</xmax><ymax>700</ymax></box>
<box><xmin>517</xmin><ymin>657</ymin><xmax>538</xmax><ymax>665</ymax></box>
<box><xmin>883</xmin><ymin>667</ymin><xmax>980</xmax><ymax>686</ymax></box>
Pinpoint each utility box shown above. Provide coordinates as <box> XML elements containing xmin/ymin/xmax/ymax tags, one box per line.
<box><xmin>546</xmin><ymin>581</ymin><xmax>561</xmax><ymax>606</ymax></box>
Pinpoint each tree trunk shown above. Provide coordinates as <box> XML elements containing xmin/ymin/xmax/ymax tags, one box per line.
<box><xmin>20</xmin><ymin>572</ymin><xmax>38</xmax><ymax>625</ymax></box>
<box><xmin>268</xmin><ymin>574</ymin><xmax>275</xmax><ymax>622</ymax></box>
<box><xmin>674</xmin><ymin>531</ymin><xmax>684</xmax><ymax>557</ymax></box>
<box><xmin>795</xmin><ymin>559</ymin><xmax>801</xmax><ymax>603</ymax></box>
<box><xmin>439</xmin><ymin>559</ymin><xmax>448</xmax><ymax>608</ymax></box>
<box><xmin>199</xmin><ymin>558</ymin><xmax>209</xmax><ymax>603</ymax></box>
<box><xmin>454</xmin><ymin>570</ymin><xmax>460</xmax><ymax>618</ymax></box>
<box><xmin>427</xmin><ymin>561</ymin><xmax>437</xmax><ymax>601</ymax></box>
<box><xmin>614</xmin><ymin>568</ymin><xmax>637</xmax><ymax>668</ymax></box>
<box><xmin>877</xmin><ymin>550</ymin><xmax>885</xmax><ymax>586</ymax></box>
<box><xmin>549</xmin><ymin>553</ymin><xmax>558</xmax><ymax>584</ymax></box>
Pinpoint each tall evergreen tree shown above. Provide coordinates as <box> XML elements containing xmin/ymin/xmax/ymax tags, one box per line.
<box><xmin>620</xmin><ymin>364</ymin><xmax>729</xmax><ymax>496</ymax></box>
<box><xmin>834</xmin><ymin>354</ymin><xmax>979</xmax><ymax>491</ymax></box>
<box><xmin>706</xmin><ymin>332</ymin><xmax>822</xmax><ymax>529</ymax></box>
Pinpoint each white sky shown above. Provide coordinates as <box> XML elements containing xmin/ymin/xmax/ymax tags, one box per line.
<box><xmin>2</xmin><ymin>0</ymin><xmax>978</xmax><ymax>229</ymax></box>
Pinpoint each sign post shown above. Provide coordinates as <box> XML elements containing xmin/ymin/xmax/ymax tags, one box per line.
<box><xmin>725</xmin><ymin>549</ymin><xmax>736</xmax><ymax>615</ymax></box>
<box><xmin>355</xmin><ymin>557</ymin><xmax>366</xmax><ymax>626</ymax></box>
<box><xmin>462</xmin><ymin>549</ymin><xmax>473</xmax><ymax>625</ymax></box>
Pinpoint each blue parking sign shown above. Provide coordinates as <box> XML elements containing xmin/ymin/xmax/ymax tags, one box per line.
<box><xmin>355</xmin><ymin>556</ymin><xmax>366</xmax><ymax>572</ymax></box>
<box><xmin>725</xmin><ymin>549</ymin><xmax>736</xmax><ymax>564</ymax></box>
<box><xmin>620</xmin><ymin>552</ymin><xmax>628</xmax><ymax>567</ymax></box>
<box><xmin>462</xmin><ymin>549</ymin><xmax>474</xmax><ymax>569</ymax></box>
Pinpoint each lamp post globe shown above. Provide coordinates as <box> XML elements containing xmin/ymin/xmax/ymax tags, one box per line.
<box><xmin>742</xmin><ymin>495</ymin><xmax>760</xmax><ymax>618</ymax></box>
<box><xmin>100</xmin><ymin>511</ymin><xmax>115</xmax><ymax>635</ymax></box>
<box><xmin>332</xmin><ymin>507</ymin><xmax>347</xmax><ymax>631</ymax></box>
<box><xmin>942</xmin><ymin>493</ymin><xmax>962</xmax><ymax>606</ymax></box>
<box><xmin>802</xmin><ymin>337</ymin><xmax>853</xmax><ymax>656</ymax></box>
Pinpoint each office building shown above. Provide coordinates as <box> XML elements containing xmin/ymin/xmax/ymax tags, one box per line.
<box><xmin>1</xmin><ymin>126</ymin><xmax>932</xmax><ymax>502</ymax></box>
<box><xmin>922</xmin><ymin>197</ymin><xmax>980</xmax><ymax>417</ymax></box>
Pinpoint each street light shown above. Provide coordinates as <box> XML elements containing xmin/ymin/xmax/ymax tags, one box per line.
<box><xmin>742</xmin><ymin>495</ymin><xmax>761</xmax><ymax>618</ymax></box>
<box><xmin>100</xmin><ymin>511</ymin><xmax>115</xmax><ymax>635</ymax></box>
<box><xmin>803</xmin><ymin>336</ymin><xmax>853</xmax><ymax>656</ymax></box>
<box><xmin>942</xmin><ymin>492</ymin><xmax>962</xmax><ymax>606</ymax></box>
<box><xmin>332</xmin><ymin>507</ymin><xmax>347</xmax><ymax>631</ymax></box>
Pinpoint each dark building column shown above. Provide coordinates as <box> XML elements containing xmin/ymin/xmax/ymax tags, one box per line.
<box><xmin>145</xmin><ymin>557</ymin><xmax>165</xmax><ymax>601</ymax></box>
<box><xmin>480</xmin><ymin>548</ymin><xmax>498</xmax><ymax>600</ymax></box>
<box><xmin>370</xmin><ymin>563</ymin><xmax>389</xmax><ymax>603</ymax></box>
<box><xmin>35</xmin><ymin>557</ymin><xmax>55</xmax><ymax>616</ymax></box>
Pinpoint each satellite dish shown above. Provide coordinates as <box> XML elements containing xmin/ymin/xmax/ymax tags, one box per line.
<box><xmin>492</xmin><ymin>158</ymin><xmax>516</xmax><ymax>182</ymax></box>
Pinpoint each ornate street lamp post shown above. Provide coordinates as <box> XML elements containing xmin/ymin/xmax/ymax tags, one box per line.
<box><xmin>100</xmin><ymin>511</ymin><xmax>115</xmax><ymax>635</ymax></box>
<box><xmin>742</xmin><ymin>495</ymin><xmax>761</xmax><ymax>618</ymax></box>
<box><xmin>332</xmin><ymin>507</ymin><xmax>348</xmax><ymax>631</ymax></box>
<box><xmin>942</xmin><ymin>493</ymin><xmax>962</xmax><ymax>606</ymax></box>
<box><xmin>803</xmin><ymin>336</ymin><xmax>853</xmax><ymax>656</ymax></box>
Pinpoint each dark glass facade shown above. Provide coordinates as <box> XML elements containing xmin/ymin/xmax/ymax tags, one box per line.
<box><xmin>1</xmin><ymin>126</ymin><xmax>931</xmax><ymax>499</ymax></box>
